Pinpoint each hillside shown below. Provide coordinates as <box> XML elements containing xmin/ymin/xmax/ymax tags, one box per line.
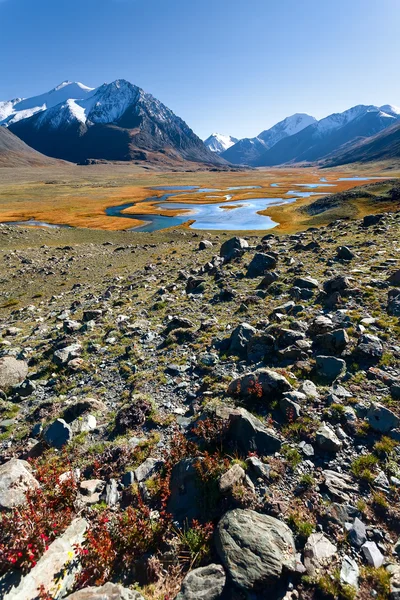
<box><xmin>325</xmin><ymin>121</ymin><xmax>400</xmax><ymax>167</ymax></box>
<box><xmin>2</xmin><ymin>200</ymin><xmax>400</xmax><ymax>598</ymax></box>
<box><xmin>0</xmin><ymin>127</ymin><xmax>61</xmax><ymax>167</ymax></box>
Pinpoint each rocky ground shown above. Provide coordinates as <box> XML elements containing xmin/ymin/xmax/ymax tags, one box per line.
<box><xmin>1</xmin><ymin>211</ymin><xmax>400</xmax><ymax>600</ymax></box>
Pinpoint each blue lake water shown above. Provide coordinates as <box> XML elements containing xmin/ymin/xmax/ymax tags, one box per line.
<box><xmin>1</xmin><ymin>178</ymin><xmax>384</xmax><ymax>233</ymax></box>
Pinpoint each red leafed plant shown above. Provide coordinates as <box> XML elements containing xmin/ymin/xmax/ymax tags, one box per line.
<box><xmin>0</xmin><ymin>452</ymin><xmax>78</xmax><ymax>575</ymax></box>
<box><xmin>75</xmin><ymin>497</ymin><xmax>172</xmax><ymax>589</ymax></box>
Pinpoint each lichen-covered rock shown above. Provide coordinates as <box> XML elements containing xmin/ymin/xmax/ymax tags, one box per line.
<box><xmin>175</xmin><ymin>564</ymin><xmax>226</xmax><ymax>600</ymax></box>
<box><xmin>227</xmin><ymin>368</ymin><xmax>292</xmax><ymax>400</ymax></box>
<box><xmin>0</xmin><ymin>357</ymin><xmax>28</xmax><ymax>392</ymax></box>
<box><xmin>215</xmin><ymin>509</ymin><xmax>296</xmax><ymax>591</ymax></box>
<box><xmin>0</xmin><ymin>458</ymin><xmax>39</xmax><ymax>509</ymax></box>
<box><xmin>65</xmin><ymin>583</ymin><xmax>145</xmax><ymax>599</ymax></box>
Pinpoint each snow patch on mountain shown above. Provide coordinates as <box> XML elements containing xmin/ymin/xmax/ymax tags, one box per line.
<box><xmin>0</xmin><ymin>81</ymin><xmax>96</xmax><ymax>126</ymax></box>
<box><xmin>258</xmin><ymin>113</ymin><xmax>317</xmax><ymax>145</ymax></box>
<box><xmin>204</xmin><ymin>133</ymin><xmax>239</xmax><ymax>153</ymax></box>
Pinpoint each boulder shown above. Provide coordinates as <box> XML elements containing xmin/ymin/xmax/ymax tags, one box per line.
<box><xmin>355</xmin><ymin>334</ymin><xmax>383</xmax><ymax>361</ymax></box>
<box><xmin>199</xmin><ymin>240</ymin><xmax>213</xmax><ymax>250</ymax></box>
<box><xmin>219</xmin><ymin>464</ymin><xmax>246</xmax><ymax>495</ymax></box>
<box><xmin>215</xmin><ymin>509</ymin><xmax>296</xmax><ymax>590</ymax></box>
<box><xmin>44</xmin><ymin>418</ymin><xmax>73</xmax><ymax>448</ymax></box>
<box><xmin>387</xmin><ymin>270</ymin><xmax>400</xmax><ymax>286</ymax></box>
<box><xmin>246</xmin><ymin>333</ymin><xmax>275</xmax><ymax>362</ymax></box>
<box><xmin>66</xmin><ymin>584</ymin><xmax>144</xmax><ymax>599</ymax></box>
<box><xmin>315</xmin><ymin>329</ymin><xmax>349</xmax><ymax>354</ymax></box>
<box><xmin>228</xmin><ymin>323</ymin><xmax>257</xmax><ymax>358</ymax></box>
<box><xmin>246</xmin><ymin>253</ymin><xmax>277</xmax><ymax>278</ymax></box>
<box><xmin>348</xmin><ymin>517</ymin><xmax>367</xmax><ymax>548</ymax></box>
<box><xmin>257</xmin><ymin>271</ymin><xmax>279</xmax><ymax>289</ymax></box>
<box><xmin>226</xmin><ymin>408</ymin><xmax>282</xmax><ymax>455</ymax></box>
<box><xmin>368</xmin><ymin>403</ymin><xmax>399</xmax><ymax>433</ymax></box>
<box><xmin>323</xmin><ymin>470</ymin><xmax>358</xmax><ymax>503</ymax></box>
<box><xmin>336</xmin><ymin>246</ymin><xmax>355</xmax><ymax>260</ymax></box>
<box><xmin>0</xmin><ymin>357</ymin><xmax>28</xmax><ymax>392</ymax></box>
<box><xmin>134</xmin><ymin>458</ymin><xmax>164</xmax><ymax>482</ymax></box>
<box><xmin>316</xmin><ymin>424</ymin><xmax>342</xmax><ymax>453</ymax></box>
<box><xmin>175</xmin><ymin>564</ymin><xmax>226</xmax><ymax>600</ymax></box>
<box><xmin>362</xmin><ymin>541</ymin><xmax>384</xmax><ymax>568</ymax></box>
<box><xmin>304</xmin><ymin>533</ymin><xmax>337</xmax><ymax>573</ymax></box>
<box><xmin>340</xmin><ymin>556</ymin><xmax>359</xmax><ymax>589</ymax></box>
<box><xmin>363</xmin><ymin>214</ymin><xmax>383</xmax><ymax>227</ymax></box>
<box><xmin>220</xmin><ymin>237</ymin><xmax>248</xmax><ymax>261</ymax></box>
<box><xmin>316</xmin><ymin>355</ymin><xmax>346</xmax><ymax>382</ymax></box>
<box><xmin>0</xmin><ymin>458</ymin><xmax>39</xmax><ymax>509</ymax></box>
<box><xmin>167</xmin><ymin>458</ymin><xmax>202</xmax><ymax>524</ymax></box>
<box><xmin>228</xmin><ymin>368</ymin><xmax>292</xmax><ymax>400</ymax></box>
<box><xmin>293</xmin><ymin>277</ymin><xmax>319</xmax><ymax>289</ymax></box>
<box><xmin>53</xmin><ymin>343</ymin><xmax>82</xmax><ymax>367</ymax></box>
<box><xmin>4</xmin><ymin>518</ymin><xmax>87</xmax><ymax>600</ymax></box>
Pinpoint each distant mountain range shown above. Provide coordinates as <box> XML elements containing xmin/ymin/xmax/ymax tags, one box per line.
<box><xmin>217</xmin><ymin>105</ymin><xmax>400</xmax><ymax>166</ymax></box>
<box><xmin>221</xmin><ymin>114</ymin><xmax>316</xmax><ymax>165</ymax></box>
<box><xmin>1</xmin><ymin>80</ymin><xmax>399</xmax><ymax>168</ymax></box>
<box><xmin>204</xmin><ymin>133</ymin><xmax>238</xmax><ymax>154</ymax></box>
<box><xmin>0</xmin><ymin>80</ymin><xmax>226</xmax><ymax>167</ymax></box>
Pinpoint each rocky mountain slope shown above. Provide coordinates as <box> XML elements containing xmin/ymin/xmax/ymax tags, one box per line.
<box><xmin>1</xmin><ymin>199</ymin><xmax>400</xmax><ymax>598</ymax></box>
<box><xmin>4</xmin><ymin>80</ymin><xmax>225</xmax><ymax>167</ymax></box>
<box><xmin>324</xmin><ymin>121</ymin><xmax>400</xmax><ymax>167</ymax></box>
<box><xmin>204</xmin><ymin>133</ymin><xmax>239</xmax><ymax>154</ymax></box>
<box><xmin>0</xmin><ymin>127</ymin><xmax>62</xmax><ymax>168</ymax></box>
<box><xmin>255</xmin><ymin>105</ymin><xmax>400</xmax><ymax>167</ymax></box>
<box><xmin>222</xmin><ymin>114</ymin><xmax>316</xmax><ymax>165</ymax></box>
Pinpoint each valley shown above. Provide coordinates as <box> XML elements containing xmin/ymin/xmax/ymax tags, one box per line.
<box><xmin>0</xmin><ymin>163</ymin><xmax>398</xmax><ymax>234</ymax></box>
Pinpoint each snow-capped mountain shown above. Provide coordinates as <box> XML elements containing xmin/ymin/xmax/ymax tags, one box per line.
<box><xmin>204</xmin><ymin>133</ymin><xmax>239</xmax><ymax>154</ymax></box>
<box><xmin>0</xmin><ymin>81</ymin><xmax>95</xmax><ymax>126</ymax></box>
<box><xmin>255</xmin><ymin>104</ymin><xmax>400</xmax><ymax>166</ymax></box>
<box><xmin>5</xmin><ymin>80</ymin><xmax>225</xmax><ymax>166</ymax></box>
<box><xmin>222</xmin><ymin>113</ymin><xmax>316</xmax><ymax>165</ymax></box>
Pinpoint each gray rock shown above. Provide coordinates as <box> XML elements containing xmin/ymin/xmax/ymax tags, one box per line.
<box><xmin>246</xmin><ymin>333</ymin><xmax>275</xmax><ymax>362</ymax></box>
<box><xmin>316</xmin><ymin>424</ymin><xmax>342</xmax><ymax>453</ymax></box>
<box><xmin>340</xmin><ymin>556</ymin><xmax>359</xmax><ymax>589</ymax></box>
<box><xmin>387</xmin><ymin>564</ymin><xmax>400</xmax><ymax>600</ymax></box>
<box><xmin>299</xmin><ymin>380</ymin><xmax>319</xmax><ymax>398</ymax></box>
<box><xmin>362</xmin><ymin>541</ymin><xmax>384</xmax><ymax>568</ymax></box>
<box><xmin>226</xmin><ymin>407</ymin><xmax>282</xmax><ymax>455</ymax></box>
<box><xmin>219</xmin><ymin>464</ymin><xmax>245</xmax><ymax>495</ymax></box>
<box><xmin>0</xmin><ymin>458</ymin><xmax>39</xmax><ymax>509</ymax></box>
<box><xmin>4</xmin><ymin>518</ymin><xmax>87</xmax><ymax>600</ymax></box>
<box><xmin>337</xmin><ymin>246</ymin><xmax>355</xmax><ymax>260</ymax></box>
<box><xmin>323</xmin><ymin>470</ymin><xmax>358</xmax><ymax>503</ymax></box>
<box><xmin>215</xmin><ymin>509</ymin><xmax>296</xmax><ymax>590</ymax></box>
<box><xmin>316</xmin><ymin>355</ymin><xmax>346</xmax><ymax>382</ymax></box>
<box><xmin>220</xmin><ymin>237</ymin><xmax>249</xmax><ymax>261</ymax></box>
<box><xmin>246</xmin><ymin>253</ymin><xmax>277</xmax><ymax>278</ymax></box>
<box><xmin>134</xmin><ymin>457</ymin><xmax>164</xmax><ymax>482</ymax></box>
<box><xmin>229</xmin><ymin>323</ymin><xmax>257</xmax><ymax>358</ymax></box>
<box><xmin>368</xmin><ymin>403</ymin><xmax>400</xmax><ymax>433</ymax></box>
<box><xmin>175</xmin><ymin>564</ymin><xmax>226</xmax><ymax>600</ymax></box>
<box><xmin>199</xmin><ymin>240</ymin><xmax>213</xmax><ymax>250</ymax></box>
<box><xmin>388</xmin><ymin>270</ymin><xmax>400</xmax><ymax>286</ymax></box>
<box><xmin>257</xmin><ymin>271</ymin><xmax>279</xmax><ymax>289</ymax></box>
<box><xmin>0</xmin><ymin>357</ymin><xmax>28</xmax><ymax>392</ymax></box>
<box><xmin>348</xmin><ymin>517</ymin><xmax>367</xmax><ymax>548</ymax></box>
<box><xmin>228</xmin><ymin>367</ymin><xmax>292</xmax><ymax>400</ymax></box>
<box><xmin>44</xmin><ymin>418</ymin><xmax>73</xmax><ymax>448</ymax></box>
<box><xmin>293</xmin><ymin>276</ymin><xmax>319</xmax><ymax>289</ymax></box>
<box><xmin>315</xmin><ymin>329</ymin><xmax>349</xmax><ymax>354</ymax></box>
<box><xmin>65</xmin><ymin>583</ymin><xmax>145</xmax><ymax>599</ymax></box>
<box><xmin>355</xmin><ymin>334</ymin><xmax>383</xmax><ymax>361</ymax></box>
<box><xmin>79</xmin><ymin>479</ymin><xmax>105</xmax><ymax>504</ymax></box>
<box><xmin>167</xmin><ymin>458</ymin><xmax>202</xmax><ymax>524</ymax></box>
<box><xmin>246</xmin><ymin>456</ymin><xmax>270</xmax><ymax>479</ymax></box>
<box><xmin>53</xmin><ymin>343</ymin><xmax>82</xmax><ymax>366</ymax></box>
<box><xmin>104</xmin><ymin>479</ymin><xmax>119</xmax><ymax>506</ymax></box>
<box><xmin>304</xmin><ymin>533</ymin><xmax>337</xmax><ymax>574</ymax></box>
<box><xmin>279</xmin><ymin>397</ymin><xmax>301</xmax><ymax>420</ymax></box>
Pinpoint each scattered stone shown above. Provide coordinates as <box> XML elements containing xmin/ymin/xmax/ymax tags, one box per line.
<box><xmin>316</xmin><ymin>424</ymin><xmax>342</xmax><ymax>453</ymax></box>
<box><xmin>0</xmin><ymin>458</ymin><xmax>39</xmax><ymax>509</ymax></box>
<box><xmin>348</xmin><ymin>517</ymin><xmax>367</xmax><ymax>548</ymax></box>
<box><xmin>65</xmin><ymin>583</ymin><xmax>145</xmax><ymax>599</ymax></box>
<box><xmin>362</xmin><ymin>541</ymin><xmax>384</xmax><ymax>568</ymax></box>
<box><xmin>175</xmin><ymin>564</ymin><xmax>226</xmax><ymax>600</ymax></box>
<box><xmin>228</xmin><ymin>367</ymin><xmax>292</xmax><ymax>399</ymax></box>
<box><xmin>246</xmin><ymin>252</ymin><xmax>277</xmax><ymax>278</ymax></box>
<box><xmin>337</xmin><ymin>246</ymin><xmax>355</xmax><ymax>260</ymax></box>
<box><xmin>0</xmin><ymin>357</ymin><xmax>28</xmax><ymax>392</ymax></box>
<box><xmin>220</xmin><ymin>237</ymin><xmax>248</xmax><ymax>261</ymax></box>
<box><xmin>368</xmin><ymin>403</ymin><xmax>399</xmax><ymax>433</ymax></box>
<box><xmin>44</xmin><ymin>418</ymin><xmax>73</xmax><ymax>448</ymax></box>
<box><xmin>219</xmin><ymin>464</ymin><xmax>245</xmax><ymax>495</ymax></box>
<box><xmin>316</xmin><ymin>355</ymin><xmax>346</xmax><ymax>382</ymax></box>
<box><xmin>199</xmin><ymin>240</ymin><xmax>213</xmax><ymax>250</ymax></box>
<box><xmin>340</xmin><ymin>556</ymin><xmax>359</xmax><ymax>589</ymax></box>
<box><xmin>215</xmin><ymin>509</ymin><xmax>296</xmax><ymax>590</ymax></box>
<box><xmin>304</xmin><ymin>533</ymin><xmax>337</xmax><ymax>573</ymax></box>
<box><xmin>134</xmin><ymin>458</ymin><xmax>164</xmax><ymax>482</ymax></box>
<box><xmin>3</xmin><ymin>518</ymin><xmax>87</xmax><ymax>600</ymax></box>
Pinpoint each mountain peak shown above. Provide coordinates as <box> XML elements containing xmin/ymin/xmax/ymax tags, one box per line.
<box><xmin>204</xmin><ymin>133</ymin><xmax>239</xmax><ymax>153</ymax></box>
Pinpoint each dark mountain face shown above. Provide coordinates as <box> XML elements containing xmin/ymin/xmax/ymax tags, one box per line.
<box><xmin>255</xmin><ymin>108</ymin><xmax>400</xmax><ymax>166</ymax></box>
<box><xmin>324</xmin><ymin>122</ymin><xmax>400</xmax><ymax>166</ymax></box>
<box><xmin>8</xmin><ymin>80</ymin><xmax>226</xmax><ymax>167</ymax></box>
<box><xmin>0</xmin><ymin>127</ymin><xmax>61</xmax><ymax>167</ymax></box>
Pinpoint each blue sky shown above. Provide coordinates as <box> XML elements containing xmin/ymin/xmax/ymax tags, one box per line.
<box><xmin>1</xmin><ymin>0</ymin><xmax>399</xmax><ymax>139</ymax></box>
